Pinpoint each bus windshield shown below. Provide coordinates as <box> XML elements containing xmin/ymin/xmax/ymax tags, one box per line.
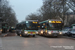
<box><xmin>25</xmin><ymin>22</ymin><xmax>38</xmax><ymax>30</ymax></box>
<box><xmin>47</xmin><ymin>23</ymin><xmax>62</xmax><ymax>30</ymax></box>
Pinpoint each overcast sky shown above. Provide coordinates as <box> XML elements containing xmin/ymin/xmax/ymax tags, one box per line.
<box><xmin>8</xmin><ymin>0</ymin><xmax>43</xmax><ymax>22</ymax></box>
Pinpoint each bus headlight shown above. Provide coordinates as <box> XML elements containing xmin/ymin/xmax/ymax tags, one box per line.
<box><xmin>36</xmin><ymin>31</ymin><xmax>38</xmax><ymax>34</ymax></box>
<box><xmin>48</xmin><ymin>31</ymin><xmax>51</xmax><ymax>34</ymax></box>
<box><xmin>59</xmin><ymin>32</ymin><xmax>62</xmax><ymax>34</ymax></box>
<box><xmin>41</xmin><ymin>31</ymin><xmax>43</xmax><ymax>34</ymax></box>
<box><xmin>25</xmin><ymin>31</ymin><xmax>28</xmax><ymax>34</ymax></box>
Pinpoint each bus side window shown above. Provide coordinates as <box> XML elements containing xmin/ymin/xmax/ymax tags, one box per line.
<box><xmin>46</xmin><ymin>23</ymin><xmax>49</xmax><ymax>28</ymax></box>
<box><xmin>23</xmin><ymin>24</ymin><xmax>26</xmax><ymax>29</ymax></box>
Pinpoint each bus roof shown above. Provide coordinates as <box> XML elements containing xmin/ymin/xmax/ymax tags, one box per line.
<box><xmin>16</xmin><ymin>20</ymin><xmax>38</xmax><ymax>25</ymax></box>
<box><xmin>48</xmin><ymin>19</ymin><xmax>62</xmax><ymax>21</ymax></box>
<box><xmin>39</xmin><ymin>20</ymin><xmax>48</xmax><ymax>24</ymax></box>
<box><xmin>39</xmin><ymin>19</ymin><xmax>62</xmax><ymax>24</ymax></box>
<box><xmin>25</xmin><ymin>20</ymin><xmax>38</xmax><ymax>22</ymax></box>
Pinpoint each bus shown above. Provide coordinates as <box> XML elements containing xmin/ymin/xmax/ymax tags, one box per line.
<box><xmin>71</xmin><ymin>24</ymin><xmax>75</xmax><ymax>29</ymax></box>
<box><xmin>1</xmin><ymin>22</ymin><xmax>9</xmax><ymax>33</ymax></box>
<box><xmin>16</xmin><ymin>23</ymin><xmax>24</xmax><ymax>36</ymax></box>
<box><xmin>0</xmin><ymin>18</ymin><xmax>3</xmax><ymax>34</ymax></box>
<box><xmin>38</xmin><ymin>19</ymin><xmax>63</xmax><ymax>37</ymax></box>
<box><xmin>0</xmin><ymin>27</ymin><xmax>2</xmax><ymax>34</ymax></box>
<box><xmin>16</xmin><ymin>20</ymin><xmax>39</xmax><ymax>37</ymax></box>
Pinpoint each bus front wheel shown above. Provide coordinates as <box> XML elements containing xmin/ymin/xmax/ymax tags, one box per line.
<box><xmin>21</xmin><ymin>34</ymin><xmax>24</xmax><ymax>37</ymax></box>
<box><xmin>17</xmin><ymin>34</ymin><xmax>20</xmax><ymax>36</ymax></box>
<box><xmin>33</xmin><ymin>35</ymin><xmax>35</xmax><ymax>37</ymax></box>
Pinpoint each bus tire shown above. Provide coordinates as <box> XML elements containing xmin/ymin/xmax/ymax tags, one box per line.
<box><xmin>33</xmin><ymin>35</ymin><xmax>35</xmax><ymax>37</ymax></box>
<box><xmin>43</xmin><ymin>32</ymin><xmax>46</xmax><ymax>36</ymax></box>
<box><xmin>65</xmin><ymin>33</ymin><xmax>67</xmax><ymax>36</ymax></box>
<box><xmin>17</xmin><ymin>32</ymin><xmax>20</xmax><ymax>36</ymax></box>
<box><xmin>22</xmin><ymin>35</ymin><xmax>24</xmax><ymax>37</ymax></box>
<box><xmin>72</xmin><ymin>34</ymin><xmax>75</xmax><ymax>38</ymax></box>
<box><xmin>55</xmin><ymin>36</ymin><xmax>58</xmax><ymax>38</ymax></box>
<box><xmin>21</xmin><ymin>34</ymin><xmax>24</xmax><ymax>37</ymax></box>
<box><xmin>17</xmin><ymin>34</ymin><xmax>20</xmax><ymax>36</ymax></box>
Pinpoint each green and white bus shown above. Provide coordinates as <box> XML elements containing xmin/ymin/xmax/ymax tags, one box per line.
<box><xmin>71</xmin><ymin>24</ymin><xmax>75</xmax><ymax>29</ymax></box>
<box><xmin>0</xmin><ymin>28</ymin><xmax>2</xmax><ymax>34</ymax></box>
<box><xmin>0</xmin><ymin>22</ymin><xmax>9</xmax><ymax>34</ymax></box>
<box><xmin>38</xmin><ymin>19</ymin><xmax>63</xmax><ymax>37</ymax></box>
<box><xmin>16</xmin><ymin>23</ymin><xmax>24</xmax><ymax>36</ymax></box>
<box><xmin>1</xmin><ymin>22</ymin><xmax>9</xmax><ymax>33</ymax></box>
<box><xmin>18</xmin><ymin>20</ymin><xmax>39</xmax><ymax>37</ymax></box>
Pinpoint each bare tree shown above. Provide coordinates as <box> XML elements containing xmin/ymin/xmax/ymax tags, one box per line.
<box><xmin>0</xmin><ymin>0</ymin><xmax>18</xmax><ymax>26</ymax></box>
<box><xmin>26</xmin><ymin>0</ymin><xmax>75</xmax><ymax>26</ymax></box>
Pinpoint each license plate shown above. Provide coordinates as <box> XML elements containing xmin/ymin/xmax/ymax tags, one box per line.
<box><xmin>28</xmin><ymin>32</ymin><xmax>35</xmax><ymax>34</ymax></box>
<box><xmin>54</xmin><ymin>34</ymin><xmax>57</xmax><ymax>36</ymax></box>
<box><xmin>28</xmin><ymin>32</ymin><xmax>30</xmax><ymax>34</ymax></box>
<box><xmin>53</xmin><ymin>31</ymin><xmax>58</xmax><ymax>33</ymax></box>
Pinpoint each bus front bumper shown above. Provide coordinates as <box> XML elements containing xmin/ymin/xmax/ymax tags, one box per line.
<box><xmin>46</xmin><ymin>33</ymin><xmax>62</xmax><ymax>37</ymax></box>
<box><xmin>22</xmin><ymin>33</ymin><xmax>36</xmax><ymax>36</ymax></box>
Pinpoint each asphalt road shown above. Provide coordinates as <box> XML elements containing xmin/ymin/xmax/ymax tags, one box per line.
<box><xmin>0</xmin><ymin>38</ymin><xmax>3</xmax><ymax>50</ymax></box>
<box><xmin>1</xmin><ymin>35</ymin><xmax>75</xmax><ymax>50</ymax></box>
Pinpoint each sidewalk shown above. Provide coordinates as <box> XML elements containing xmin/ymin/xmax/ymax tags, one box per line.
<box><xmin>0</xmin><ymin>33</ymin><xmax>8</xmax><ymax>37</ymax></box>
<box><xmin>0</xmin><ymin>38</ymin><xmax>3</xmax><ymax>50</ymax></box>
<box><xmin>0</xmin><ymin>32</ymin><xmax>17</xmax><ymax>37</ymax></box>
<box><xmin>6</xmin><ymin>33</ymin><xmax>17</xmax><ymax>36</ymax></box>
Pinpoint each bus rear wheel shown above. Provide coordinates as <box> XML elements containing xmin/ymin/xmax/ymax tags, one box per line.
<box><xmin>17</xmin><ymin>33</ymin><xmax>20</xmax><ymax>36</ymax></box>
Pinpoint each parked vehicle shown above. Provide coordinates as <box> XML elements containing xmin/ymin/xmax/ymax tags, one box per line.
<box><xmin>62</xmin><ymin>28</ymin><xmax>71</xmax><ymax>36</ymax></box>
<box><xmin>67</xmin><ymin>29</ymin><xmax>75</xmax><ymax>37</ymax></box>
<box><xmin>66</xmin><ymin>29</ymin><xmax>72</xmax><ymax>37</ymax></box>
